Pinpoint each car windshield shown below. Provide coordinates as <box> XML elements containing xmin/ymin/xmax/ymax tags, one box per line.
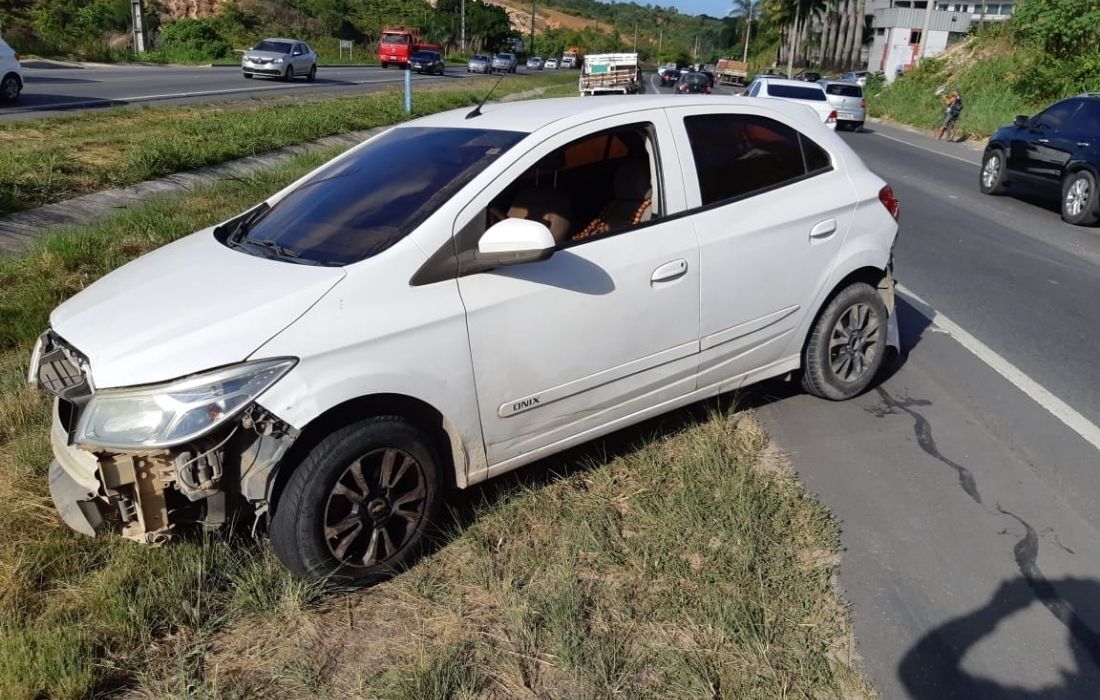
<box><xmin>683</xmin><ymin>73</ymin><xmax>708</xmax><ymax>85</ymax></box>
<box><xmin>825</xmin><ymin>84</ymin><xmax>862</xmax><ymax>97</ymax></box>
<box><xmin>254</xmin><ymin>40</ymin><xmax>292</xmax><ymax>53</ymax></box>
<box><xmin>233</xmin><ymin>127</ymin><xmax>525</xmax><ymax>266</ymax></box>
<box><xmin>472</xmin><ymin>55</ymin><xmax>488</xmax><ymax>61</ymax></box>
<box><xmin>768</xmin><ymin>84</ymin><xmax>826</xmax><ymax>101</ymax></box>
<box><xmin>382</xmin><ymin>33</ymin><xmax>409</xmax><ymax>44</ymax></box>
<box><xmin>496</xmin><ymin>54</ymin><xmax>513</xmax><ymax>60</ymax></box>
<box><xmin>412</xmin><ymin>51</ymin><xmax>435</xmax><ymax>61</ymax></box>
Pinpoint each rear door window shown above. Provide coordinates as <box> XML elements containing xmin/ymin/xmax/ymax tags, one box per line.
<box><xmin>766</xmin><ymin>84</ymin><xmax>827</xmax><ymax>101</ymax></box>
<box><xmin>825</xmin><ymin>83</ymin><xmax>862</xmax><ymax>98</ymax></box>
<box><xmin>682</xmin><ymin>114</ymin><xmax>831</xmax><ymax>205</ymax></box>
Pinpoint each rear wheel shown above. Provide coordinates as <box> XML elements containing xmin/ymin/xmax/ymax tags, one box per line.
<box><xmin>1062</xmin><ymin>170</ymin><xmax>1100</xmax><ymax>226</ymax></box>
<box><xmin>0</xmin><ymin>74</ymin><xmax>20</xmax><ymax>102</ymax></box>
<box><xmin>980</xmin><ymin>148</ymin><xmax>1008</xmax><ymax>195</ymax></box>
<box><xmin>271</xmin><ymin>417</ymin><xmax>444</xmax><ymax>583</ymax></box>
<box><xmin>802</xmin><ymin>283</ymin><xmax>888</xmax><ymax>401</ymax></box>
<box><xmin>381</xmin><ymin>61</ymin><xmax>389</xmax><ymax>69</ymax></box>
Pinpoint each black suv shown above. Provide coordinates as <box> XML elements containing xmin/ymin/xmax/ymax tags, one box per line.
<box><xmin>981</xmin><ymin>94</ymin><xmax>1100</xmax><ymax>225</ymax></box>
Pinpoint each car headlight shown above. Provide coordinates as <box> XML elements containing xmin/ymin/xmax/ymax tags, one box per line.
<box><xmin>26</xmin><ymin>332</ymin><xmax>45</xmax><ymax>387</ymax></box>
<box><xmin>74</xmin><ymin>359</ymin><xmax>296</xmax><ymax>450</ymax></box>
<box><xmin>274</xmin><ymin>57</ymin><xmax>284</xmax><ymax>64</ymax></box>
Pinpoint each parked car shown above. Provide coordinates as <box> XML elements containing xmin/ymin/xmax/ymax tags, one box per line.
<box><xmin>35</xmin><ymin>96</ymin><xmax>900</xmax><ymax>582</ymax></box>
<box><xmin>700</xmin><ymin>70</ymin><xmax>716</xmax><ymax>88</ymax></box>
<box><xmin>794</xmin><ymin>71</ymin><xmax>822</xmax><ymax>82</ymax></box>
<box><xmin>526</xmin><ymin>56</ymin><xmax>543</xmax><ymax>70</ymax></box>
<box><xmin>242</xmin><ymin>38</ymin><xmax>317</xmax><ymax>82</ymax></box>
<box><xmin>981</xmin><ymin>94</ymin><xmax>1100</xmax><ymax>225</ymax></box>
<box><xmin>660</xmin><ymin>69</ymin><xmax>681</xmax><ymax>86</ymax></box>
<box><xmin>467</xmin><ymin>54</ymin><xmax>491</xmax><ymax>74</ymax></box>
<box><xmin>410</xmin><ymin>50</ymin><xmax>445</xmax><ymax>75</ymax></box>
<box><xmin>544</xmin><ymin>57</ymin><xmax>559</xmax><ymax>70</ymax></box>
<box><xmin>819</xmin><ymin>79</ymin><xmax>866</xmax><ymax>131</ymax></box>
<box><xmin>744</xmin><ymin>77</ymin><xmax>837</xmax><ymax>129</ymax></box>
<box><xmin>675</xmin><ymin>72</ymin><xmax>712</xmax><ymax>94</ymax></box>
<box><xmin>0</xmin><ymin>36</ymin><xmax>23</xmax><ymax>102</ymax></box>
<box><xmin>841</xmin><ymin>70</ymin><xmax>870</xmax><ymax>87</ymax></box>
<box><xmin>492</xmin><ymin>52</ymin><xmax>517</xmax><ymax>73</ymax></box>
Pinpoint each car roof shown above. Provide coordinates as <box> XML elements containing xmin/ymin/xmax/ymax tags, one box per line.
<box><xmin>820</xmin><ymin>79</ymin><xmax>861</xmax><ymax>86</ymax></box>
<box><xmin>758</xmin><ymin>77</ymin><xmax>824</xmax><ymax>88</ymax></box>
<box><xmin>404</xmin><ymin>95</ymin><xmax>831</xmax><ymax>135</ymax></box>
<box><xmin>262</xmin><ymin>38</ymin><xmax>300</xmax><ymax>43</ymax></box>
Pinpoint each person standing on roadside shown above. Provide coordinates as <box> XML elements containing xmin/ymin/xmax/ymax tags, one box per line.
<box><xmin>937</xmin><ymin>88</ymin><xmax>964</xmax><ymax>140</ymax></box>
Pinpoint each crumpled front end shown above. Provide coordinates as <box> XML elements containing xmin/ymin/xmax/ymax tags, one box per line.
<box><xmin>33</xmin><ymin>332</ymin><xmax>301</xmax><ymax>545</ymax></box>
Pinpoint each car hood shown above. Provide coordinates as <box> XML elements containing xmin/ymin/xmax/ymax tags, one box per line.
<box><xmin>244</xmin><ymin>50</ymin><xmax>288</xmax><ymax>61</ymax></box>
<box><xmin>50</xmin><ymin>230</ymin><xmax>345</xmax><ymax>389</ymax></box>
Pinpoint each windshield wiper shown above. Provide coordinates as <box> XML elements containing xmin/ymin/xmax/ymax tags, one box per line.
<box><xmin>225</xmin><ymin>203</ymin><xmax>271</xmax><ymax>246</ymax></box>
<box><xmin>245</xmin><ymin>238</ymin><xmax>301</xmax><ymax>258</ymax></box>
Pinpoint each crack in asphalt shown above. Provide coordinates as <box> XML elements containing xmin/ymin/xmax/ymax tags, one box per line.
<box><xmin>997</xmin><ymin>506</ymin><xmax>1100</xmax><ymax>667</ymax></box>
<box><xmin>868</xmin><ymin>386</ymin><xmax>982</xmax><ymax>504</ymax></box>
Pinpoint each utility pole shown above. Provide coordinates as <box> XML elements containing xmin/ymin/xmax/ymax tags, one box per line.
<box><xmin>742</xmin><ymin>1</ymin><xmax>752</xmax><ymax>64</ymax></box>
<box><xmin>916</xmin><ymin>0</ymin><xmax>934</xmax><ymax>66</ymax></box>
<box><xmin>530</xmin><ymin>0</ymin><xmax>536</xmax><ymax>56</ymax></box>
<box><xmin>131</xmin><ymin>0</ymin><xmax>147</xmax><ymax>53</ymax></box>
<box><xmin>694</xmin><ymin>34</ymin><xmax>699</xmax><ymax>61</ymax></box>
<box><xmin>658</xmin><ymin>27</ymin><xmax>663</xmax><ymax>57</ymax></box>
<box><xmin>461</xmin><ymin>0</ymin><xmax>466</xmax><ymax>54</ymax></box>
<box><xmin>633</xmin><ymin>20</ymin><xmax>638</xmax><ymax>51</ymax></box>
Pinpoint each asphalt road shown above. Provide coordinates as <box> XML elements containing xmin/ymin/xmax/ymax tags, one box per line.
<box><xmin>1</xmin><ymin>62</ymin><xmax>536</xmax><ymax>122</ymax></box>
<box><xmin>652</xmin><ymin>75</ymin><xmax>1100</xmax><ymax>696</ymax></box>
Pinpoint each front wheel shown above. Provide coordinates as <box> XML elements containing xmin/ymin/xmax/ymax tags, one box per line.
<box><xmin>802</xmin><ymin>283</ymin><xmax>888</xmax><ymax>401</ymax></box>
<box><xmin>1061</xmin><ymin>170</ymin><xmax>1100</xmax><ymax>226</ymax></box>
<box><xmin>307</xmin><ymin>65</ymin><xmax>317</xmax><ymax>82</ymax></box>
<box><xmin>0</xmin><ymin>74</ymin><xmax>20</xmax><ymax>101</ymax></box>
<box><xmin>381</xmin><ymin>61</ymin><xmax>389</xmax><ymax>69</ymax></box>
<box><xmin>283</xmin><ymin>66</ymin><xmax>294</xmax><ymax>82</ymax></box>
<box><xmin>270</xmin><ymin>417</ymin><xmax>443</xmax><ymax>583</ymax></box>
<box><xmin>980</xmin><ymin>148</ymin><xmax>1008</xmax><ymax>195</ymax></box>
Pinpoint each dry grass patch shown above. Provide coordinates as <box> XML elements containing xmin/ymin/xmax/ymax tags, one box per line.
<box><xmin>145</xmin><ymin>410</ymin><xmax>873</xmax><ymax>699</ymax></box>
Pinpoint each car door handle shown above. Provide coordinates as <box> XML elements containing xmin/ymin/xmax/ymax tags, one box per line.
<box><xmin>1078</xmin><ymin>141</ymin><xmax>1091</xmax><ymax>148</ymax></box>
<box><xmin>651</xmin><ymin>259</ymin><xmax>688</xmax><ymax>284</ymax></box>
<box><xmin>1037</xmin><ymin>138</ymin><xmax>1050</xmax><ymax>144</ymax></box>
<box><xmin>810</xmin><ymin>218</ymin><xmax>838</xmax><ymax>240</ymax></box>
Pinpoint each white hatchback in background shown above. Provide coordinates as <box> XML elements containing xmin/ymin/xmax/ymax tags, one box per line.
<box><xmin>0</xmin><ymin>36</ymin><xmax>23</xmax><ymax>102</ymax></box>
<box><xmin>745</xmin><ymin>77</ymin><xmax>837</xmax><ymax>130</ymax></box>
<box><xmin>32</xmin><ymin>95</ymin><xmax>900</xmax><ymax>582</ymax></box>
<box><xmin>819</xmin><ymin>80</ymin><xmax>866</xmax><ymax>131</ymax></box>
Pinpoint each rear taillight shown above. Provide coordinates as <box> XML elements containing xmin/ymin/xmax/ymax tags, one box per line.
<box><xmin>861</xmin><ymin>98</ymin><xmax>867</xmax><ymax>109</ymax></box>
<box><xmin>14</xmin><ymin>53</ymin><xmax>20</xmax><ymax>62</ymax></box>
<box><xmin>827</xmin><ymin>110</ymin><xmax>837</xmax><ymax>124</ymax></box>
<box><xmin>705</xmin><ymin>86</ymin><xmax>711</xmax><ymax>93</ymax></box>
<box><xmin>879</xmin><ymin>186</ymin><xmax>900</xmax><ymax>221</ymax></box>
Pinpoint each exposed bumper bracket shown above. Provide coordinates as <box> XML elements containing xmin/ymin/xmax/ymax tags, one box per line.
<box><xmin>48</xmin><ymin>459</ymin><xmax>103</xmax><ymax>537</ymax></box>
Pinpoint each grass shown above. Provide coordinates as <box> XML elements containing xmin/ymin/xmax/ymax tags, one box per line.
<box><xmin>0</xmin><ymin>71</ymin><xmax>574</xmax><ymax>217</ymax></box>
<box><xmin>0</xmin><ymin>89</ymin><xmax>866</xmax><ymax>697</ymax></box>
<box><xmin>866</xmin><ymin>35</ymin><xmax>1047</xmax><ymax>140</ymax></box>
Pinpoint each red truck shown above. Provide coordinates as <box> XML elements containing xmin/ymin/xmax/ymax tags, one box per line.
<box><xmin>378</xmin><ymin>27</ymin><xmax>441</xmax><ymax>69</ymax></box>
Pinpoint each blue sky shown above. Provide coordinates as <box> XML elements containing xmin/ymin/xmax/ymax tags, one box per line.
<box><xmin>668</xmin><ymin>0</ymin><xmax>732</xmax><ymax>18</ymax></box>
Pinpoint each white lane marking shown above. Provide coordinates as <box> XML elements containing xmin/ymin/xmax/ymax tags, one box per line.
<box><xmin>898</xmin><ymin>284</ymin><xmax>1100</xmax><ymax>454</ymax></box>
<box><xmin>872</xmin><ymin>130</ymin><xmax>981</xmax><ymax>166</ymax></box>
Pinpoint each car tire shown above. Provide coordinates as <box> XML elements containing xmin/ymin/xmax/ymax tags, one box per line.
<box><xmin>270</xmin><ymin>416</ymin><xmax>444</xmax><ymax>583</ymax></box>
<box><xmin>853</xmin><ymin>121</ymin><xmax>864</xmax><ymax>132</ymax></box>
<box><xmin>1061</xmin><ymin>170</ymin><xmax>1100</xmax><ymax>226</ymax></box>
<box><xmin>283</xmin><ymin>66</ymin><xmax>293</xmax><ymax>82</ymax></box>
<box><xmin>307</xmin><ymin>65</ymin><xmax>317</xmax><ymax>82</ymax></box>
<box><xmin>242</xmin><ymin>72</ymin><xmax>253</xmax><ymax>80</ymax></box>
<box><xmin>980</xmin><ymin>148</ymin><xmax>1008</xmax><ymax>195</ymax></box>
<box><xmin>0</xmin><ymin>74</ymin><xmax>20</xmax><ymax>102</ymax></box>
<box><xmin>381</xmin><ymin>61</ymin><xmax>389</xmax><ymax>69</ymax></box>
<box><xmin>801</xmin><ymin>282</ymin><xmax>888</xmax><ymax>401</ymax></box>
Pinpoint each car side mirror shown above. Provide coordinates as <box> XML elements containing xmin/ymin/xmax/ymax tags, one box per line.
<box><xmin>293</xmin><ymin>50</ymin><xmax>302</xmax><ymax>56</ymax></box>
<box><xmin>477</xmin><ymin>218</ymin><xmax>556</xmax><ymax>267</ymax></box>
<box><xmin>1014</xmin><ymin>115</ymin><xmax>1029</xmax><ymax>129</ymax></box>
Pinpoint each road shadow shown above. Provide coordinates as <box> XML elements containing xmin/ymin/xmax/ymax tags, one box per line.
<box><xmin>0</xmin><ymin>94</ymin><xmax>126</xmax><ymax>112</ymax></box>
<box><xmin>23</xmin><ymin>75</ymin><xmax>100</xmax><ymax>85</ymax></box>
<box><xmin>899</xmin><ymin>576</ymin><xmax>1100</xmax><ymax>699</ymax></box>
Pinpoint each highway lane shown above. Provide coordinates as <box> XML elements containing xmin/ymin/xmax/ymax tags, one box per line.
<box><xmin>1</xmin><ymin>62</ymin><xmax>537</xmax><ymax>122</ymax></box>
<box><xmin>653</xmin><ymin>74</ymin><xmax>1100</xmax><ymax>695</ymax></box>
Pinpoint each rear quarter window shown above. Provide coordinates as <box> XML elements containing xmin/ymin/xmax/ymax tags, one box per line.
<box><xmin>682</xmin><ymin>114</ymin><xmax>832</xmax><ymax>205</ymax></box>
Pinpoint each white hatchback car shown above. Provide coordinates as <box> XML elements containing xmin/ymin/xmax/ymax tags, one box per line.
<box><xmin>745</xmin><ymin>77</ymin><xmax>837</xmax><ymax>130</ymax></box>
<box><xmin>32</xmin><ymin>96</ymin><xmax>900</xmax><ymax>581</ymax></box>
<box><xmin>0</xmin><ymin>36</ymin><xmax>23</xmax><ymax>102</ymax></box>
